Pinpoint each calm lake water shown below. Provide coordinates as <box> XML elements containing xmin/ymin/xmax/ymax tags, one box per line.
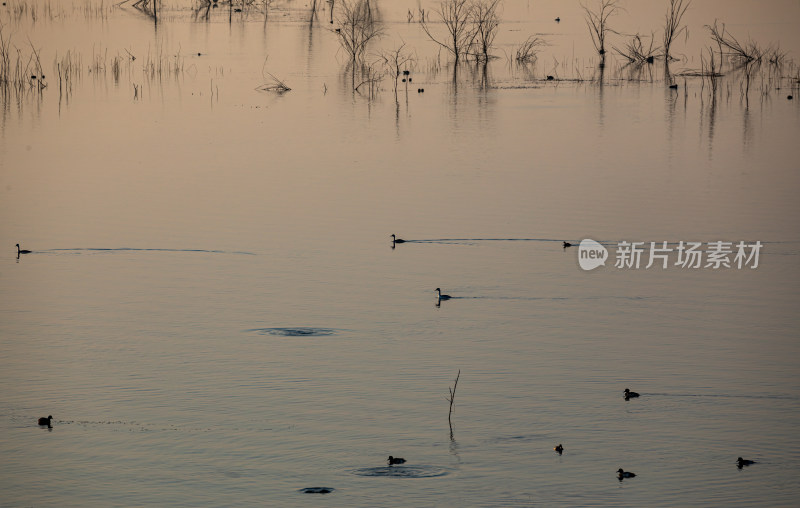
<box><xmin>2</xmin><ymin>0</ymin><xmax>799</xmax><ymax>506</ymax></box>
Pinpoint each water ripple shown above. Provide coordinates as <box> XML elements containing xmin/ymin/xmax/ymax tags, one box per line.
<box><xmin>247</xmin><ymin>327</ymin><xmax>338</xmax><ymax>337</ymax></box>
<box><xmin>350</xmin><ymin>465</ymin><xmax>450</xmax><ymax>478</ymax></box>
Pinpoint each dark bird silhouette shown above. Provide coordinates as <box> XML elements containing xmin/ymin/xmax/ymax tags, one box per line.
<box><xmin>617</xmin><ymin>468</ymin><xmax>636</xmax><ymax>479</ymax></box>
<box><xmin>16</xmin><ymin>244</ymin><xmax>32</xmax><ymax>255</ymax></box>
<box><xmin>546</xmin><ymin>75</ymin><xmax>555</xmax><ymax>80</ymax></box>
<box><xmin>38</xmin><ymin>415</ymin><xmax>53</xmax><ymax>426</ymax></box>
<box><xmin>737</xmin><ymin>457</ymin><xmax>756</xmax><ymax>468</ymax></box>
<box><xmin>391</xmin><ymin>234</ymin><xmax>405</xmax><ymax>244</ymax></box>
<box><xmin>563</xmin><ymin>241</ymin><xmax>572</xmax><ymax>248</ymax></box>
<box><xmin>435</xmin><ymin>288</ymin><xmax>451</xmax><ymax>300</ymax></box>
<box><xmin>624</xmin><ymin>388</ymin><xmax>640</xmax><ymax>399</ymax></box>
<box><xmin>555</xmin><ymin>17</ymin><xmax>560</xmax><ymax>22</ymax></box>
<box><xmin>388</xmin><ymin>456</ymin><xmax>406</xmax><ymax>465</ymax></box>
<box><xmin>669</xmin><ymin>83</ymin><xmax>678</xmax><ymax>89</ymax></box>
<box><xmin>554</xmin><ymin>444</ymin><xmax>564</xmax><ymax>454</ymax></box>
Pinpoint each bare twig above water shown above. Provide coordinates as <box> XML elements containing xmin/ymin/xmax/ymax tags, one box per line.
<box><xmin>447</xmin><ymin>369</ymin><xmax>460</xmax><ymax>436</ymax></box>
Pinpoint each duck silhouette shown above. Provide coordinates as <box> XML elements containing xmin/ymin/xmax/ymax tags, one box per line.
<box><xmin>563</xmin><ymin>241</ymin><xmax>572</xmax><ymax>248</ymax></box>
<box><xmin>617</xmin><ymin>468</ymin><xmax>636</xmax><ymax>479</ymax></box>
<box><xmin>737</xmin><ymin>457</ymin><xmax>756</xmax><ymax>468</ymax></box>
<box><xmin>435</xmin><ymin>288</ymin><xmax>451</xmax><ymax>300</ymax></box>
<box><xmin>388</xmin><ymin>456</ymin><xmax>406</xmax><ymax>465</ymax></box>
<box><xmin>16</xmin><ymin>243</ymin><xmax>32</xmax><ymax>255</ymax></box>
<box><xmin>391</xmin><ymin>234</ymin><xmax>406</xmax><ymax>244</ymax></box>
<box><xmin>554</xmin><ymin>444</ymin><xmax>564</xmax><ymax>454</ymax></box>
<box><xmin>38</xmin><ymin>415</ymin><xmax>53</xmax><ymax>427</ymax></box>
<box><xmin>624</xmin><ymin>388</ymin><xmax>640</xmax><ymax>399</ymax></box>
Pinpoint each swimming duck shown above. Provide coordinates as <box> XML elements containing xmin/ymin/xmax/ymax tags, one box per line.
<box><xmin>435</xmin><ymin>288</ymin><xmax>451</xmax><ymax>300</ymax></box>
<box><xmin>669</xmin><ymin>83</ymin><xmax>678</xmax><ymax>89</ymax></box>
<box><xmin>554</xmin><ymin>444</ymin><xmax>564</xmax><ymax>453</ymax></box>
<box><xmin>623</xmin><ymin>388</ymin><xmax>640</xmax><ymax>399</ymax></box>
<box><xmin>38</xmin><ymin>415</ymin><xmax>53</xmax><ymax>426</ymax></box>
<box><xmin>555</xmin><ymin>17</ymin><xmax>560</xmax><ymax>22</ymax></box>
<box><xmin>737</xmin><ymin>457</ymin><xmax>756</xmax><ymax>467</ymax></box>
<box><xmin>16</xmin><ymin>243</ymin><xmax>32</xmax><ymax>255</ymax></box>
<box><xmin>563</xmin><ymin>241</ymin><xmax>572</xmax><ymax>248</ymax></box>
<box><xmin>388</xmin><ymin>456</ymin><xmax>406</xmax><ymax>465</ymax></box>
<box><xmin>391</xmin><ymin>234</ymin><xmax>406</xmax><ymax>244</ymax></box>
<box><xmin>617</xmin><ymin>468</ymin><xmax>636</xmax><ymax>478</ymax></box>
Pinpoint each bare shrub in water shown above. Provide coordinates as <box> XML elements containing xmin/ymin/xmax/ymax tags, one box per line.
<box><xmin>380</xmin><ymin>43</ymin><xmax>416</xmax><ymax>101</ymax></box>
<box><xmin>421</xmin><ymin>0</ymin><xmax>476</xmax><ymax>64</ymax></box>
<box><xmin>470</xmin><ymin>0</ymin><xmax>501</xmax><ymax>62</ymax></box>
<box><xmin>335</xmin><ymin>0</ymin><xmax>383</xmax><ymax>62</ymax></box>
<box><xmin>580</xmin><ymin>0</ymin><xmax>622</xmax><ymax>56</ymax></box>
<box><xmin>662</xmin><ymin>0</ymin><xmax>690</xmax><ymax>61</ymax></box>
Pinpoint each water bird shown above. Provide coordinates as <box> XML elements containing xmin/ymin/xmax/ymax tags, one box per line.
<box><xmin>624</xmin><ymin>388</ymin><xmax>640</xmax><ymax>399</ymax></box>
<box><xmin>554</xmin><ymin>444</ymin><xmax>564</xmax><ymax>453</ymax></box>
<box><xmin>646</xmin><ymin>56</ymin><xmax>654</xmax><ymax>64</ymax></box>
<box><xmin>563</xmin><ymin>241</ymin><xmax>572</xmax><ymax>248</ymax></box>
<box><xmin>38</xmin><ymin>415</ymin><xmax>53</xmax><ymax>426</ymax></box>
<box><xmin>435</xmin><ymin>288</ymin><xmax>451</xmax><ymax>300</ymax></box>
<box><xmin>391</xmin><ymin>234</ymin><xmax>405</xmax><ymax>244</ymax></box>
<box><xmin>546</xmin><ymin>75</ymin><xmax>555</xmax><ymax>80</ymax></box>
<box><xmin>617</xmin><ymin>468</ymin><xmax>636</xmax><ymax>478</ymax></box>
<box><xmin>788</xmin><ymin>95</ymin><xmax>793</xmax><ymax>100</ymax></box>
<box><xmin>403</xmin><ymin>70</ymin><xmax>410</xmax><ymax>76</ymax></box>
<box><xmin>737</xmin><ymin>457</ymin><xmax>756</xmax><ymax>468</ymax></box>
<box><xmin>402</xmin><ymin>78</ymin><xmax>406</xmax><ymax>82</ymax></box>
<box><xmin>335</xmin><ymin>28</ymin><xmax>341</xmax><ymax>33</ymax></box>
<box><xmin>555</xmin><ymin>17</ymin><xmax>560</xmax><ymax>22</ymax></box>
<box><xmin>388</xmin><ymin>456</ymin><xmax>406</xmax><ymax>465</ymax></box>
<box><xmin>409</xmin><ymin>78</ymin><xmax>412</xmax><ymax>82</ymax></box>
<box><xmin>418</xmin><ymin>88</ymin><xmax>424</xmax><ymax>93</ymax></box>
<box><xmin>16</xmin><ymin>244</ymin><xmax>32</xmax><ymax>255</ymax></box>
<box><xmin>669</xmin><ymin>83</ymin><xmax>678</xmax><ymax>89</ymax></box>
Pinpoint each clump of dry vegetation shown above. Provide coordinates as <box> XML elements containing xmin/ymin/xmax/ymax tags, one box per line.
<box><xmin>615</xmin><ymin>33</ymin><xmax>659</xmax><ymax>64</ymax></box>
<box><xmin>514</xmin><ymin>35</ymin><xmax>547</xmax><ymax>64</ymax></box>
<box><xmin>706</xmin><ymin>20</ymin><xmax>763</xmax><ymax>63</ymax></box>
<box><xmin>257</xmin><ymin>58</ymin><xmax>291</xmax><ymax>93</ymax></box>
